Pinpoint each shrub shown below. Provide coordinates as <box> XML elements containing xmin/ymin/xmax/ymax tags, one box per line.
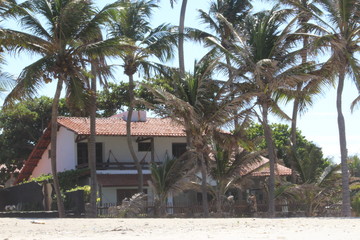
<box><xmin>351</xmin><ymin>192</ymin><xmax>360</xmax><ymax>216</ymax></box>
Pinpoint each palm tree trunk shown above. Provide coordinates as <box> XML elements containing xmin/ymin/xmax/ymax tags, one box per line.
<box><xmin>290</xmin><ymin>90</ymin><xmax>300</xmax><ymax>183</ymax></box>
<box><xmin>88</xmin><ymin>66</ymin><xmax>98</xmax><ymax>218</ymax></box>
<box><xmin>51</xmin><ymin>76</ymin><xmax>65</xmax><ymax>218</ymax></box>
<box><xmin>200</xmin><ymin>153</ymin><xmax>209</xmax><ymax>217</ymax></box>
<box><xmin>178</xmin><ymin>0</ymin><xmax>188</xmax><ymax>79</ymax></box>
<box><xmin>290</xmin><ymin>35</ymin><xmax>308</xmax><ymax>183</ymax></box>
<box><xmin>262</xmin><ymin>103</ymin><xmax>276</xmax><ymax>217</ymax></box>
<box><xmin>215</xmin><ymin>185</ymin><xmax>222</xmax><ymax>214</ymax></box>
<box><xmin>336</xmin><ymin>70</ymin><xmax>351</xmax><ymax>217</ymax></box>
<box><xmin>127</xmin><ymin>74</ymin><xmax>143</xmax><ymax>192</ymax></box>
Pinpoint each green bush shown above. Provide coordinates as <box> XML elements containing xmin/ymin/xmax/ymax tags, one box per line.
<box><xmin>351</xmin><ymin>192</ymin><xmax>360</xmax><ymax>216</ymax></box>
<box><xmin>66</xmin><ymin>185</ymin><xmax>91</xmax><ymax>203</ymax></box>
<box><xmin>24</xmin><ymin>168</ymin><xmax>88</xmax><ymax>191</ymax></box>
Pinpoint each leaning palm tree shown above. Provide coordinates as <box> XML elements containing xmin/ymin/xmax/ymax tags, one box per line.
<box><xmin>1</xmin><ymin>0</ymin><xmax>121</xmax><ymax>217</ymax></box>
<box><xmin>305</xmin><ymin>0</ymin><xmax>360</xmax><ymax>217</ymax></box>
<box><xmin>145</xmin><ymin>53</ymin><xmax>251</xmax><ymax>217</ymax></box>
<box><xmin>106</xmin><ymin>0</ymin><xmax>177</xmax><ymax>193</ymax></box>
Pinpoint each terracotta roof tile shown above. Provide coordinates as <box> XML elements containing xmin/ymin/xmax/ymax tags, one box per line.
<box><xmin>58</xmin><ymin>117</ymin><xmax>186</xmax><ymax>137</ymax></box>
<box><xmin>240</xmin><ymin>157</ymin><xmax>292</xmax><ymax>177</ymax></box>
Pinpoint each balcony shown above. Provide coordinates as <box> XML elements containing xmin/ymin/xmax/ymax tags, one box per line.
<box><xmin>76</xmin><ymin>161</ymin><xmax>161</xmax><ymax>170</ymax></box>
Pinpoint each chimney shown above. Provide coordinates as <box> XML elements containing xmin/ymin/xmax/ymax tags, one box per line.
<box><xmin>122</xmin><ymin>110</ymin><xmax>147</xmax><ymax>122</ymax></box>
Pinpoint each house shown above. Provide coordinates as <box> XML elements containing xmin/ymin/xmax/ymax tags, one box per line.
<box><xmin>238</xmin><ymin>157</ymin><xmax>292</xmax><ymax>205</ymax></box>
<box><xmin>16</xmin><ymin>110</ymin><xmax>291</xmax><ymax>210</ymax></box>
<box><xmin>16</xmin><ymin>111</ymin><xmax>188</xmax><ymax>205</ymax></box>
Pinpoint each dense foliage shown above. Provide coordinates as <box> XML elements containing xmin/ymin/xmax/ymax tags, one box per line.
<box><xmin>247</xmin><ymin>123</ymin><xmax>331</xmax><ymax>183</ymax></box>
<box><xmin>0</xmin><ymin>0</ymin><xmax>358</xmax><ymax>217</ymax></box>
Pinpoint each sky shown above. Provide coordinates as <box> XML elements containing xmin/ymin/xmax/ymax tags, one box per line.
<box><xmin>2</xmin><ymin>0</ymin><xmax>360</xmax><ymax>163</ymax></box>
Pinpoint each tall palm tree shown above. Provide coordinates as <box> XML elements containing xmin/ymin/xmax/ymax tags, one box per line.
<box><xmin>198</xmin><ymin>0</ymin><xmax>252</xmax><ymax>128</ymax></box>
<box><xmin>305</xmin><ymin>0</ymin><xmax>360</xmax><ymax>217</ymax></box>
<box><xmin>210</xmin><ymin>6</ymin><xmax>325</xmax><ymax>216</ymax></box>
<box><xmin>277</xmin><ymin>0</ymin><xmax>326</xmax><ymax>183</ymax></box>
<box><xmin>146</xmin><ymin>53</ymin><xmax>250</xmax><ymax>217</ymax></box>
<box><xmin>83</xmin><ymin>2</ymin><xmax>120</xmax><ymax>217</ymax></box>
<box><xmin>1</xmin><ymin>0</ymin><xmax>120</xmax><ymax>217</ymax></box>
<box><xmin>166</xmin><ymin>0</ymin><xmax>188</xmax><ymax>78</ymax></box>
<box><xmin>106</xmin><ymin>0</ymin><xmax>177</xmax><ymax>193</ymax></box>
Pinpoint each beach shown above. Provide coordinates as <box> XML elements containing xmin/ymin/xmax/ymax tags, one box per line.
<box><xmin>1</xmin><ymin>217</ymin><xmax>359</xmax><ymax>240</ymax></box>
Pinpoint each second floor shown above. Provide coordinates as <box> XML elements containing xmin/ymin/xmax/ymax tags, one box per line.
<box><xmin>31</xmin><ymin>126</ymin><xmax>187</xmax><ymax>178</ymax></box>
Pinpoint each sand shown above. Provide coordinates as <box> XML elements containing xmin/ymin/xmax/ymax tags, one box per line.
<box><xmin>1</xmin><ymin>217</ymin><xmax>359</xmax><ymax>240</ymax></box>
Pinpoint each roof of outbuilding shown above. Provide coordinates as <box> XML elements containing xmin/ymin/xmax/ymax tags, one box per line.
<box><xmin>240</xmin><ymin>157</ymin><xmax>292</xmax><ymax>177</ymax></box>
<box><xmin>57</xmin><ymin>117</ymin><xmax>186</xmax><ymax>137</ymax></box>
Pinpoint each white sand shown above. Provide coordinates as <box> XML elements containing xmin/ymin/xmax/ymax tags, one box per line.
<box><xmin>1</xmin><ymin>218</ymin><xmax>359</xmax><ymax>240</ymax></box>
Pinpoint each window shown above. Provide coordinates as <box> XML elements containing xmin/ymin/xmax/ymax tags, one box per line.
<box><xmin>77</xmin><ymin>142</ymin><xmax>103</xmax><ymax>165</ymax></box>
<box><xmin>172</xmin><ymin>143</ymin><xmax>187</xmax><ymax>158</ymax></box>
<box><xmin>138</xmin><ymin>142</ymin><xmax>151</xmax><ymax>152</ymax></box>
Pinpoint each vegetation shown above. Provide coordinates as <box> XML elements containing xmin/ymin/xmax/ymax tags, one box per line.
<box><xmin>25</xmin><ymin>168</ymin><xmax>88</xmax><ymax>191</ymax></box>
<box><xmin>149</xmin><ymin>152</ymin><xmax>195</xmax><ymax>217</ymax></box>
<box><xmin>0</xmin><ymin>0</ymin><xmax>358</xmax><ymax>218</ymax></box>
<box><xmin>105</xmin><ymin>0</ymin><xmax>177</xmax><ymax>193</ymax></box>
<box><xmin>247</xmin><ymin>123</ymin><xmax>331</xmax><ymax>183</ymax></box>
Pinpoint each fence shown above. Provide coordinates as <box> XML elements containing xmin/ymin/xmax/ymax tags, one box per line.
<box><xmin>97</xmin><ymin>201</ymin><xmax>341</xmax><ymax>218</ymax></box>
<box><xmin>0</xmin><ymin>182</ymin><xmax>85</xmax><ymax>217</ymax></box>
<box><xmin>0</xmin><ymin>182</ymin><xmax>44</xmax><ymax>211</ymax></box>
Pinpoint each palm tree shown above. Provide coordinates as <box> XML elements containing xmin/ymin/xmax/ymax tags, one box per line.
<box><xmin>145</xmin><ymin>53</ymin><xmax>249</xmax><ymax>217</ymax></box>
<box><xmin>198</xmin><ymin>0</ymin><xmax>252</xmax><ymax>128</ymax></box>
<box><xmin>305</xmin><ymin>0</ymin><xmax>360</xmax><ymax>217</ymax></box>
<box><xmin>209</xmin><ymin>128</ymin><xmax>265</xmax><ymax>214</ymax></box>
<box><xmin>291</xmin><ymin>164</ymin><xmax>341</xmax><ymax>216</ymax></box>
<box><xmin>198</xmin><ymin>0</ymin><xmax>252</xmax><ymax>53</ymax></box>
<box><xmin>210</xmin><ymin>6</ymin><xmax>325</xmax><ymax>216</ymax></box>
<box><xmin>277</xmin><ymin>0</ymin><xmax>327</xmax><ymax>183</ymax></box>
<box><xmin>149</xmin><ymin>151</ymin><xmax>195</xmax><ymax>216</ymax></box>
<box><xmin>106</xmin><ymin>0</ymin><xmax>177</xmax><ymax>193</ymax></box>
<box><xmin>1</xmin><ymin>0</ymin><xmax>120</xmax><ymax>217</ymax></box>
<box><xmin>165</xmin><ymin>0</ymin><xmax>188</xmax><ymax>78</ymax></box>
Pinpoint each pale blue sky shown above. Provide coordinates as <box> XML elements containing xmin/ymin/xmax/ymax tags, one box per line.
<box><xmin>3</xmin><ymin>0</ymin><xmax>360</xmax><ymax>162</ymax></box>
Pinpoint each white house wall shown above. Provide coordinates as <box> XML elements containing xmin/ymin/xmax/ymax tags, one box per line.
<box><xmin>96</xmin><ymin>136</ymin><xmax>187</xmax><ymax>164</ymax></box>
<box><xmin>31</xmin><ymin>127</ymin><xmax>76</xmax><ymax>178</ymax></box>
<box><xmin>31</xmin><ymin>130</ymin><xmax>186</xmax><ymax>178</ymax></box>
<box><xmin>31</xmin><ymin>145</ymin><xmax>51</xmax><ymax>178</ymax></box>
<box><xmin>57</xmin><ymin>127</ymin><xmax>77</xmax><ymax>171</ymax></box>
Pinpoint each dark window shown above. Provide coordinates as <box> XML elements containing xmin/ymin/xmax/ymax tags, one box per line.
<box><xmin>77</xmin><ymin>142</ymin><xmax>103</xmax><ymax>165</ymax></box>
<box><xmin>138</xmin><ymin>142</ymin><xmax>151</xmax><ymax>152</ymax></box>
<box><xmin>172</xmin><ymin>143</ymin><xmax>187</xmax><ymax>158</ymax></box>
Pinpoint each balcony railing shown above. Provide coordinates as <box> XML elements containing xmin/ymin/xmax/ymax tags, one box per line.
<box><xmin>76</xmin><ymin>161</ymin><xmax>161</xmax><ymax>170</ymax></box>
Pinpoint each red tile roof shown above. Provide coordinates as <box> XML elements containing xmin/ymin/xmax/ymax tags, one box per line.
<box><xmin>15</xmin><ymin>127</ymin><xmax>51</xmax><ymax>184</ymax></box>
<box><xmin>58</xmin><ymin>117</ymin><xmax>186</xmax><ymax>137</ymax></box>
<box><xmin>240</xmin><ymin>157</ymin><xmax>292</xmax><ymax>177</ymax></box>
